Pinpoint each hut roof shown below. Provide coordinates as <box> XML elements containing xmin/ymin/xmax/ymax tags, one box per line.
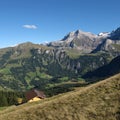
<box><xmin>26</xmin><ymin>89</ymin><xmax>46</xmax><ymax>101</ymax></box>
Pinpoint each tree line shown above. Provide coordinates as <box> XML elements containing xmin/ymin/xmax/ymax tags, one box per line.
<box><xmin>0</xmin><ymin>91</ymin><xmax>26</xmax><ymax>107</ymax></box>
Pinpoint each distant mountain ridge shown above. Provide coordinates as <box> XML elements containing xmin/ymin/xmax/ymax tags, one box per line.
<box><xmin>48</xmin><ymin>29</ymin><xmax>103</xmax><ymax>53</ymax></box>
<box><xmin>92</xmin><ymin>27</ymin><xmax>120</xmax><ymax>55</ymax></box>
<box><xmin>0</xmin><ymin>27</ymin><xmax>120</xmax><ymax>90</ymax></box>
<box><xmin>48</xmin><ymin>28</ymin><xmax>120</xmax><ymax>53</ymax></box>
<box><xmin>110</xmin><ymin>27</ymin><xmax>120</xmax><ymax>40</ymax></box>
<box><xmin>47</xmin><ymin>27</ymin><xmax>120</xmax><ymax>56</ymax></box>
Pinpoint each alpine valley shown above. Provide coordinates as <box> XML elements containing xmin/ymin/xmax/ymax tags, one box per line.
<box><xmin>0</xmin><ymin>27</ymin><xmax>120</xmax><ymax>92</ymax></box>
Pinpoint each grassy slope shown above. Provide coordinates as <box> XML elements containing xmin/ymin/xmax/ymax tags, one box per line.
<box><xmin>0</xmin><ymin>74</ymin><xmax>120</xmax><ymax>120</ymax></box>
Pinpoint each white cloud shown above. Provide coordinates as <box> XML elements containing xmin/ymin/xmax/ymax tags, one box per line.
<box><xmin>23</xmin><ymin>24</ymin><xmax>38</xmax><ymax>29</ymax></box>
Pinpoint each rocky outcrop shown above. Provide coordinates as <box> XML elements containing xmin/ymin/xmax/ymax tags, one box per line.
<box><xmin>110</xmin><ymin>27</ymin><xmax>120</xmax><ymax>40</ymax></box>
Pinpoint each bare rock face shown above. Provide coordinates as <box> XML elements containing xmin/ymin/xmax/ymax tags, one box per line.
<box><xmin>48</xmin><ymin>30</ymin><xmax>101</xmax><ymax>53</ymax></box>
<box><xmin>110</xmin><ymin>27</ymin><xmax>120</xmax><ymax>40</ymax></box>
<box><xmin>48</xmin><ymin>27</ymin><xmax>120</xmax><ymax>56</ymax></box>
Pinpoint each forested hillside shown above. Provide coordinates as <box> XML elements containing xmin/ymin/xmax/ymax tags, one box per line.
<box><xmin>0</xmin><ymin>42</ymin><xmax>111</xmax><ymax>91</ymax></box>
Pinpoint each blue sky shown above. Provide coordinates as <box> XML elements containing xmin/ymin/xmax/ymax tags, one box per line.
<box><xmin>0</xmin><ymin>0</ymin><xmax>120</xmax><ymax>48</ymax></box>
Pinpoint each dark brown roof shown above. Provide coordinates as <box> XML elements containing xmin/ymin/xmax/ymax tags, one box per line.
<box><xmin>25</xmin><ymin>89</ymin><xmax>46</xmax><ymax>101</ymax></box>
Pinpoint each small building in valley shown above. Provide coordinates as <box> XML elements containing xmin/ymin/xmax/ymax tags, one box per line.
<box><xmin>25</xmin><ymin>88</ymin><xmax>46</xmax><ymax>102</ymax></box>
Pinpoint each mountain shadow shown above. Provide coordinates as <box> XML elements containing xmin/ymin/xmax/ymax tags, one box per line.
<box><xmin>82</xmin><ymin>55</ymin><xmax>120</xmax><ymax>81</ymax></box>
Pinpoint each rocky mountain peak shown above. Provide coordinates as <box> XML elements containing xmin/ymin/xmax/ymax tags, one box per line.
<box><xmin>75</xmin><ymin>30</ymin><xmax>83</xmax><ymax>34</ymax></box>
<box><xmin>62</xmin><ymin>29</ymin><xmax>97</xmax><ymax>41</ymax></box>
<box><xmin>110</xmin><ymin>27</ymin><xmax>120</xmax><ymax>40</ymax></box>
<box><xmin>47</xmin><ymin>26</ymin><xmax>120</xmax><ymax>54</ymax></box>
<box><xmin>69</xmin><ymin>31</ymin><xmax>75</xmax><ymax>36</ymax></box>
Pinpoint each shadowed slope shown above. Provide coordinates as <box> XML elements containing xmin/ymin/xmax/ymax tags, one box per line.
<box><xmin>83</xmin><ymin>55</ymin><xmax>120</xmax><ymax>81</ymax></box>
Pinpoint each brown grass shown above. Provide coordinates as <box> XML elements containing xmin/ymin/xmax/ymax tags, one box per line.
<box><xmin>0</xmin><ymin>73</ymin><xmax>120</xmax><ymax>120</ymax></box>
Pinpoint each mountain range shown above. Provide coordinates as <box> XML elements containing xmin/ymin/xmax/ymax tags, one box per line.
<box><xmin>48</xmin><ymin>27</ymin><xmax>120</xmax><ymax>55</ymax></box>
<box><xmin>0</xmin><ymin>27</ymin><xmax>120</xmax><ymax>91</ymax></box>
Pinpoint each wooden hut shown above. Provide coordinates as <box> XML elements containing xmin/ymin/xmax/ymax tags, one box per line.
<box><xmin>26</xmin><ymin>88</ymin><xmax>46</xmax><ymax>102</ymax></box>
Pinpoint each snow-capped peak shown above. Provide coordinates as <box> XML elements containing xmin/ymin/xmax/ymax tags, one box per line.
<box><xmin>98</xmin><ymin>32</ymin><xmax>110</xmax><ymax>37</ymax></box>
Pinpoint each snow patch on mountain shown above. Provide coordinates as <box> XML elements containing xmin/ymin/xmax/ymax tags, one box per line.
<box><xmin>98</xmin><ymin>32</ymin><xmax>111</xmax><ymax>37</ymax></box>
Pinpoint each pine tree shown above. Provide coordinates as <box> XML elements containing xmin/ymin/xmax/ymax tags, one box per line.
<box><xmin>0</xmin><ymin>93</ymin><xmax>8</xmax><ymax>107</ymax></box>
